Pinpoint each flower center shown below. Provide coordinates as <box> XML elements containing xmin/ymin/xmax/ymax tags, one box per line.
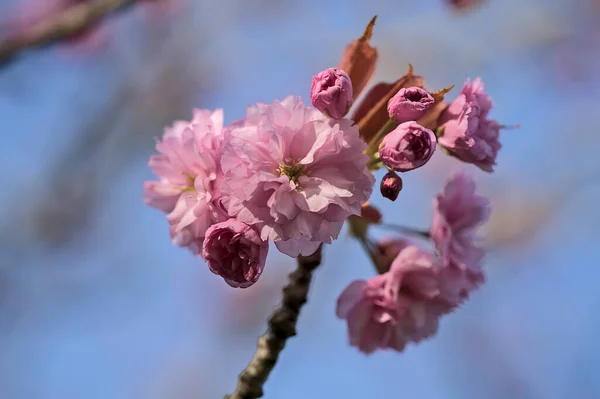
<box><xmin>179</xmin><ymin>172</ymin><xmax>196</xmax><ymax>192</ymax></box>
<box><xmin>278</xmin><ymin>160</ymin><xmax>304</xmax><ymax>184</ymax></box>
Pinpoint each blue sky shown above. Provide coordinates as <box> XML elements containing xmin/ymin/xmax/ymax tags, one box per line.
<box><xmin>0</xmin><ymin>0</ymin><xmax>599</xmax><ymax>398</ymax></box>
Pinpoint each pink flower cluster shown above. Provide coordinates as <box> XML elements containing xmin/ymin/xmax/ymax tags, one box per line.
<box><xmin>145</xmin><ymin>92</ymin><xmax>374</xmax><ymax>287</ymax></box>
<box><xmin>336</xmin><ymin>172</ymin><xmax>490</xmax><ymax>354</ymax></box>
<box><xmin>143</xmin><ymin>52</ymin><xmax>503</xmax><ymax>357</ymax></box>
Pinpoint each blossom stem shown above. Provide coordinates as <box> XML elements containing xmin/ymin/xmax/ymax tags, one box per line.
<box><xmin>358</xmin><ymin>236</ymin><xmax>387</xmax><ymax>274</ymax></box>
<box><xmin>364</xmin><ymin>118</ymin><xmax>397</xmax><ymax>155</ymax></box>
<box><xmin>378</xmin><ymin>223</ymin><xmax>430</xmax><ymax>239</ymax></box>
<box><xmin>366</xmin><ymin>156</ymin><xmax>382</xmax><ymax>170</ymax></box>
<box><xmin>0</xmin><ymin>0</ymin><xmax>141</xmax><ymax>66</ymax></box>
<box><xmin>225</xmin><ymin>246</ymin><xmax>323</xmax><ymax>399</ymax></box>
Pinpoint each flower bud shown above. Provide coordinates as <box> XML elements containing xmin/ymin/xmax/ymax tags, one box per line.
<box><xmin>380</xmin><ymin>171</ymin><xmax>403</xmax><ymax>201</ymax></box>
<box><xmin>379</xmin><ymin>121</ymin><xmax>436</xmax><ymax>172</ymax></box>
<box><xmin>387</xmin><ymin>87</ymin><xmax>434</xmax><ymax>123</ymax></box>
<box><xmin>202</xmin><ymin>219</ymin><xmax>268</xmax><ymax>288</ymax></box>
<box><xmin>352</xmin><ymin>65</ymin><xmax>423</xmax><ymax>143</ymax></box>
<box><xmin>310</xmin><ymin>68</ymin><xmax>354</xmax><ymax>118</ymax></box>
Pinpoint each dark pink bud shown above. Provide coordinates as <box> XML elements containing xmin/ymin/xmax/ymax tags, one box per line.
<box><xmin>310</xmin><ymin>68</ymin><xmax>353</xmax><ymax>118</ymax></box>
<box><xmin>387</xmin><ymin>87</ymin><xmax>435</xmax><ymax>123</ymax></box>
<box><xmin>380</xmin><ymin>171</ymin><xmax>403</xmax><ymax>201</ymax></box>
<box><xmin>202</xmin><ymin>219</ymin><xmax>268</xmax><ymax>288</ymax></box>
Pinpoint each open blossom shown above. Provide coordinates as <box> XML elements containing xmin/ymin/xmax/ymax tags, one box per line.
<box><xmin>430</xmin><ymin>172</ymin><xmax>491</xmax><ymax>273</ymax></box>
<box><xmin>387</xmin><ymin>87</ymin><xmax>434</xmax><ymax>123</ymax></box>
<box><xmin>144</xmin><ymin>109</ymin><xmax>228</xmax><ymax>253</ymax></box>
<box><xmin>379</xmin><ymin>239</ymin><xmax>483</xmax><ymax>306</ymax></box>
<box><xmin>438</xmin><ymin>78</ymin><xmax>501</xmax><ymax>172</ymax></box>
<box><xmin>336</xmin><ymin>242</ymin><xmax>450</xmax><ymax>354</ymax></box>
<box><xmin>310</xmin><ymin>68</ymin><xmax>353</xmax><ymax>119</ymax></box>
<box><xmin>221</xmin><ymin>96</ymin><xmax>374</xmax><ymax>257</ymax></box>
<box><xmin>379</xmin><ymin>121</ymin><xmax>436</xmax><ymax>172</ymax></box>
<box><xmin>202</xmin><ymin>219</ymin><xmax>268</xmax><ymax>288</ymax></box>
<box><xmin>338</xmin><ymin>237</ymin><xmax>487</xmax><ymax>354</ymax></box>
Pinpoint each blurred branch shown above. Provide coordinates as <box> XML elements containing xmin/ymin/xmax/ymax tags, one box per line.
<box><xmin>0</xmin><ymin>0</ymin><xmax>140</xmax><ymax>66</ymax></box>
<box><xmin>225</xmin><ymin>247</ymin><xmax>323</xmax><ymax>399</ymax></box>
<box><xmin>484</xmin><ymin>170</ymin><xmax>600</xmax><ymax>253</ymax></box>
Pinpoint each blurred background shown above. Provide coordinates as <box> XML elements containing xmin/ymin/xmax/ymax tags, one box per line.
<box><xmin>0</xmin><ymin>0</ymin><xmax>599</xmax><ymax>397</ymax></box>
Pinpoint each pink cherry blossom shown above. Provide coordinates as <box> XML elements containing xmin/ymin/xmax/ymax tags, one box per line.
<box><xmin>438</xmin><ymin>78</ymin><xmax>501</xmax><ymax>172</ymax></box>
<box><xmin>144</xmin><ymin>109</ymin><xmax>229</xmax><ymax>254</ymax></box>
<box><xmin>336</xmin><ymin>243</ymin><xmax>451</xmax><ymax>354</ymax></box>
<box><xmin>430</xmin><ymin>172</ymin><xmax>490</xmax><ymax>273</ymax></box>
<box><xmin>221</xmin><ymin>96</ymin><xmax>374</xmax><ymax>257</ymax></box>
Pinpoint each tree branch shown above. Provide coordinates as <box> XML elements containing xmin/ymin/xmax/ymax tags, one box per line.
<box><xmin>225</xmin><ymin>246</ymin><xmax>323</xmax><ymax>399</ymax></box>
<box><xmin>0</xmin><ymin>0</ymin><xmax>140</xmax><ymax>66</ymax></box>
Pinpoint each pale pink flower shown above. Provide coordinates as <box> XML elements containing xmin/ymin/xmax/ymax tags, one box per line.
<box><xmin>378</xmin><ymin>239</ymin><xmax>484</xmax><ymax>306</ymax></box>
<box><xmin>202</xmin><ymin>219</ymin><xmax>268</xmax><ymax>288</ymax></box>
<box><xmin>438</xmin><ymin>78</ymin><xmax>501</xmax><ymax>172</ymax></box>
<box><xmin>437</xmin><ymin>265</ymin><xmax>484</xmax><ymax>306</ymax></box>
<box><xmin>336</xmin><ymin>243</ymin><xmax>450</xmax><ymax>354</ymax></box>
<box><xmin>430</xmin><ymin>172</ymin><xmax>490</xmax><ymax>273</ymax></box>
<box><xmin>221</xmin><ymin>96</ymin><xmax>374</xmax><ymax>257</ymax></box>
<box><xmin>144</xmin><ymin>109</ymin><xmax>228</xmax><ymax>253</ymax></box>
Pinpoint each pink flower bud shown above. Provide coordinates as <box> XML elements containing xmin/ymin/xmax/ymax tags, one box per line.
<box><xmin>380</xmin><ymin>171</ymin><xmax>402</xmax><ymax>201</ymax></box>
<box><xmin>310</xmin><ymin>68</ymin><xmax>353</xmax><ymax>118</ymax></box>
<box><xmin>202</xmin><ymin>219</ymin><xmax>268</xmax><ymax>288</ymax></box>
<box><xmin>379</xmin><ymin>121</ymin><xmax>436</xmax><ymax>172</ymax></box>
<box><xmin>387</xmin><ymin>87</ymin><xmax>434</xmax><ymax>123</ymax></box>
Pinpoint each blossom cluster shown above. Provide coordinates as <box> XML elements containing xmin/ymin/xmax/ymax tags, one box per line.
<box><xmin>144</xmin><ymin>17</ymin><xmax>508</xmax><ymax>354</ymax></box>
<box><xmin>144</xmin><ymin>95</ymin><xmax>374</xmax><ymax>287</ymax></box>
<box><xmin>337</xmin><ymin>173</ymin><xmax>490</xmax><ymax>353</ymax></box>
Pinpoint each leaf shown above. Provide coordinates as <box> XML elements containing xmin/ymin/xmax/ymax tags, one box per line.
<box><xmin>339</xmin><ymin>16</ymin><xmax>379</xmax><ymax>100</ymax></box>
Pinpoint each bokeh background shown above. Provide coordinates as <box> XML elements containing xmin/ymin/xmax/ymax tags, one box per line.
<box><xmin>1</xmin><ymin>0</ymin><xmax>599</xmax><ymax>397</ymax></box>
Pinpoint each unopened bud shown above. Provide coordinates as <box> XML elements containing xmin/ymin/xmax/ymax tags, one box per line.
<box><xmin>387</xmin><ymin>87</ymin><xmax>434</xmax><ymax>123</ymax></box>
<box><xmin>310</xmin><ymin>68</ymin><xmax>353</xmax><ymax>118</ymax></box>
<box><xmin>380</xmin><ymin>171</ymin><xmax>403</xmax><ymax>201</ymax></box>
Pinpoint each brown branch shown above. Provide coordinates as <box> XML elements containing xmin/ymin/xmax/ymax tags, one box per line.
<box><xmin>225</xmin><ymin>246</ymin><xmax>323</xmax><ymax>399</ymax></box>
<box><xmin>0</xmin><ymin>0</ymin><xmax>140</xmax><ymax>66</ymax></box>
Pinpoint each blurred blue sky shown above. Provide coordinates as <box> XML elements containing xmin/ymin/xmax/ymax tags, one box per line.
<box><xmin>0</xmin><ymin>0</ymin><xmax>600</xmax><ymax>398</ymax></box>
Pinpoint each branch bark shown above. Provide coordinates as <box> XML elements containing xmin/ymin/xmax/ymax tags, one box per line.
<box><xmin>0</xmin><ymin>0</ymin><xmax>140</xmax><ymax>66</ymax></box>
<box><xmin>225</xmin><ymin>246</ymin><xmax>323</xmax><ymax>399</ymax></box>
